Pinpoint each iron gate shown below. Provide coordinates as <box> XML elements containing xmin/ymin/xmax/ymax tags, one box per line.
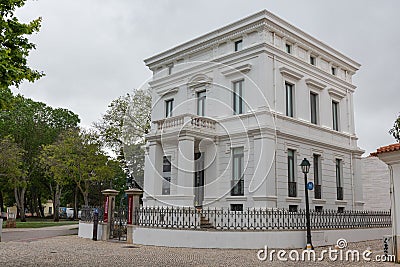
<box><xmin>109</xmin><ymin>198</ymin><xmax>128</xmax><ymax>241</ymax></box>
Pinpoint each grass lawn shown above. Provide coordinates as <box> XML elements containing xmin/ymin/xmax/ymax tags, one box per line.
<box><xmin>2</xmin><ymin>218</ymin><xmax>78</xmax><ymax>228</ymax></box>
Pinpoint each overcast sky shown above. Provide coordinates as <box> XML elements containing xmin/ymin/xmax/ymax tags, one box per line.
<box><xmin>13</xmin><ymin>0</ymin><xmax>400</xmax><ymax>155</ymax></box>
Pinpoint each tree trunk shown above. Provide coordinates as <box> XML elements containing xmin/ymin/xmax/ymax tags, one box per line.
<box><xmin>38</xmin><ymin>195</ymin><xmax>44</xmax><ymax>218</ymax></box>
<box><xmin>0</xmin><ymin>191</ymin><xmax>3</xmax><ymax>213</ymax></box>
<box><xmin>83</xmin><ymin>192</ymin><xmax>89</xmax><ymax>207</ymax></box>
<box><xmin>53</xmin><ymin>184</ymin><xmax>62</xmax><ymax>222</ymax></box>
<box><xmin>73</xmin><ymin>186</ymin><xmax>78</xmax><ymax>220</ymax></box>
<box><xmin>31</xmin><ymin>189</ymin><xmax>38</xmax><ymax>216</ymax></box>
<box><xmin>14</xmin><ymin>187</ymin><xmax>26</xmax><ymax>222</ymax></box>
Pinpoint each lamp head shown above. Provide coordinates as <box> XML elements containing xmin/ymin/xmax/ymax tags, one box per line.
<box><xmin>300</xmin><ymin>158</ymin><xmax>311</xmax><ymax>174</ymax></box>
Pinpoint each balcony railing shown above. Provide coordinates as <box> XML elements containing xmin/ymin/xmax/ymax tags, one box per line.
<box><xmin>231</xmin><ymin>179</ymin><xmax>244</xmax><ymax>196</ymax></box>
<box><xmin>153</xmin><ymin>114</ymin><xmax>216</xmax><ymax>131</ymax></box>
<box><xmin>337</xmin><ymin>186</ymin><xmax>344</xmax><ymax>200</ymax></box>
<box><xmin>288</xmin><ymin>182</ymin><xmax>297</xmax><ymax>197</ymax></box>
<box><xmin>314</xmin><ymin>184</ymin><xmax>322</xmax><ymax>199</ymax></box>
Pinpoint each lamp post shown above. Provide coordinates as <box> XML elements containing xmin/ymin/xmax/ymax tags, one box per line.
<box><xmin>300</xmin><ymin>158</ymin><xmax>313</xmax><ymax>250</ymax></box>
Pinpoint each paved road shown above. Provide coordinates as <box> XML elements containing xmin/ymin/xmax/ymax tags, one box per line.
<box><xmin>1</xmin><ymin>224</ymin><xmax>78</xmax><ymax>242</ymax></box>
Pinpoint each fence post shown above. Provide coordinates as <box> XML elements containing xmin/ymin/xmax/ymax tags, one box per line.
<box><xmin>100</xmin><ymin>189</ymin><xmax>119</xmax><ymax>241</ymax></box>
<box><xmin>125</xmin><ymin>188</ymin><xmax>143</xmax><ymax>244</ymax></box>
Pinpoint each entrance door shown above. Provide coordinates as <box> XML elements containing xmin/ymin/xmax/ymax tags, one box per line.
<box><xmin>194</xmin><ymin>152</ymin><xmax>204</xmax><ymax>208</ymax></box>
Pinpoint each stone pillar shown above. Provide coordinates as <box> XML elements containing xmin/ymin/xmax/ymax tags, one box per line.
<box><xmin>100</xmin><ymin>189</ymin><xmax>118</xmax><ymax>241</ymax></box>
<box><xmin>251</xmin><ymin>132</ymin><xmax>277</xmax><ymax>208</ymax></box>
<box><xmin>377</xmin><ymin>147</ymin><xmax>400</xmax><ymax>263</ymax></box>
<box><xmin>352</xmin><ymin>153</ymin><xmax>364</xmax><ymax>209</ymax></box>
<box><xmin>176</xmin><ymin>135</ymin><xmax>195</xmax><ymax>206</ymax></box>
<box><xmin>392</xmin><ymin>163</ymin><xmax>400</xmax><ymax>263</ymax></box>
<box><xmin>143</xmin><ymin>141</ymin><xmax>163</xmax><ymax>206</ymax></box>
<box><xmin>125</xmin><ymin>188</ymin><xmax>143</xmax><ymax>244</ymax></box>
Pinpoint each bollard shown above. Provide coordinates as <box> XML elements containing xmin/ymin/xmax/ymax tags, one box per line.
<box><xmin>92</xmin><ymin>209</ymin><xmax>99</xmax><ymax>241</ymax></box>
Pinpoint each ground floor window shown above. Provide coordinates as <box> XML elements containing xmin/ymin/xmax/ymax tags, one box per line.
<box><xmin>338</xmin><ymin>207</ymin><xmax>345</xmax><ymax>213</ymax></box>
<box><xmin>230</xmin><ymin>204</ymin><xmax>243</xmax><ymax>212</ymax></box>
<box><xmin>315</xmin><ymin>206</ymin><xmax>323</xmax><ymax>212</ymax></box>
<box><xmin>289</xmin><ymin>205</ymin><xmax>298</xmax><ymax>212</ymax></box>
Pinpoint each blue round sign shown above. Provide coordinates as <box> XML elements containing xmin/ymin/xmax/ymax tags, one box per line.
<box><xmin>307</xmin><ymin>182</ymin><xmax>314</xmax><ymax>190</ymax></box>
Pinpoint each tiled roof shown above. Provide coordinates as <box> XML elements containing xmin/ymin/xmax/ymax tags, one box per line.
<box><xmin>371</xmin><ymin>143</ymin><xmax>400</xmax><ymax>156</ymax></box>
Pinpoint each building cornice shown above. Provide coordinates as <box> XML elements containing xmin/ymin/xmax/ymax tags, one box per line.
<box><xmin>149</xmin><ymin>44</ymin><xmax>356</xmax><ymax>95</ymax></box>
<box><xmin>144</xmin><ymin>10</ymin><xmax>360</xmax><ymax>72</ymax></box>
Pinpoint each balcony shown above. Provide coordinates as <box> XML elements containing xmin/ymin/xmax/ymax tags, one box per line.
<box><xmin>337</xmin><ymin>187</ymin><xmax>343</xmax><ymax>200</ymax></box>
<box><xmin>314</xmin><ymin>184</ymin><xmax>322</xmax><ymax>199</ymax></box>
<box><xmin>153</xmin><ymin>114</ymin><xmax>216</xmax><ymax>132</ymax></box>
<box><xmin>231</xmin><ymin>179</ymin><xmax>244</xmax><ymax>196</ymax></box>
<box><xmin>288</xmin><ymin>182</ymin><xmax>297</xmax><ymax>197</ymax></box>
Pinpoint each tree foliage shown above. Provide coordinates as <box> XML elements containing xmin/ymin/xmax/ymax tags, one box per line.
<box><xmin>94</xmin><ymin>89</ymin><xmax>151</xmax><ymax>188</ymax></box>
<box><xmin>389</xmin><ymin>114</ymin><xmax>400</xmax><ymax>143</ymax></box>
<box><xmin>40</xmin><ymin>128</ymin><xmax>124</xmax><ymax>207</ymax></box>
<box><xmin>0</xmin><ymin>91</ymin><xmax>80</xmax><ymax>220</ymax></box>
<box><xmin>0</xmin><ymin>0</ymin><xmax>44</xmax><ymax>90</ymax></box>
<box><xmin>0</xmin><ymin>136</ymin><xmax>25</xmax><ymax>212</ymax></box>
<box><xmin>94</xmin><ymin>89</ymin><xmax>151</xmax><ymax>153</ymax></box>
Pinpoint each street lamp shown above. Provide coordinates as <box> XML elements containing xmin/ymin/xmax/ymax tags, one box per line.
<box><xmin>300</xmin><ymin>158</ymin><xmax>313</xmax><ymax>250</ymax></box>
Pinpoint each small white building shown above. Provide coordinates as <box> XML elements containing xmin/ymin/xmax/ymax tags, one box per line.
<box><xmin>142</xmin><ymin>10</ymin><xmax>364</xmax><ymax>212</ymax></box>
<box><xmin>361</xmin><ymin>156</ymin><xmax>390</xmax><ymax>211</ymax></box>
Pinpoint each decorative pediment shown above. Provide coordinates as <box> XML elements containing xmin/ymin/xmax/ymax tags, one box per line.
<box><xmin>305</xmin><ymin>78</ymin><xmax>326</xmax><ymax>91</ymax></box>
<box><xmin>159</xmin><ymin>87</ymin><xmax>179</xmax><ymax>96</ymax></box>
<box><xmin>279</xmin><ymin>67</ymin><xmax>303</xmax><ymax>81</ymax></box>
<box><xmin>221</xmin><ymin>63</ymin><xmax>252</xmax><ymax>77</ymax></box>
<box><xmin>328</xmin><ymin>88</ymin><xmax>346</xmax><ymax>99</ymax></box>
<box><xmin>187</xmin><ymin>74</ymin><xmax>212</xmax><ymax>89</ymax></box>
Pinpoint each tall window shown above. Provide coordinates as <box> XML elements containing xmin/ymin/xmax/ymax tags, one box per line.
<box><xmin>234</xmin><ymin>39</ymin><xmax>243</xmax><ymax>51</ymax></box>
<box><xmin>285</xmin><ymin>82</ymin><xmax>294</xmax><ymax>117</ymax></box>
<box><xmin>335</xmin><ymin>159</ymin><xmax>343</xmax><ymax>200</ymax></box>
<box><xmin>313</xmin><ymin>154</ymin><xmax>321</xmax><ymax>199</ymax></box>
<box><xmin>332</xmin><ymin>101</ymin><xmax>339</xmax><ymax>131</ymax></box>
<box><xmin>233</xmin><ymin>80</ymin><xmax>244</xmax><ymax>115</ymax></box>
<box><xmin>310</xmin><ymin>56</ymin><xmax>316</xmax><ymax>66</ymax></box>
<box><xmin>231</xmin><ymin>147</ymin><xmax>244</xmax><ymax>196</ymax></box>
<box><xmin>165</xmin><ymin>99</ymin><xmax>174</xmax><ymax>118</ymax></box>
<box><xmin>162</xmin><ymin>156</ymin><xmax>171</xmax><ymax>195</ymax></box>
<box><xmin>287</xmin><ymin>149</ymin><xmax>296</xmax><ymax>197</ymax></box>
<box><xmin>167</xmin><ymin>64</ymin><xmax>174</xmax><ymax>75</ymax></box>
<box><xmin>197</xmin><ymin>91</ymin><xmax>206</xmax><ymax>116</ymax></box>
<box><xmin>331</xmin><ymin>67</ymin><xmax>337</xmax><ymax>76</ymax></box>
<box><xmin>285</xmin><ymin>43</ymin><xmax>292</xmax><ymax>54</ymax></box>
<box><xmin>310</xmin><ymin>92</ymin><xmax>318</xmax><ymax>124</ymax></box>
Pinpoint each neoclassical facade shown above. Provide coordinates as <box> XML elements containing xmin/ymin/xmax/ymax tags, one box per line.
<box><xmin>142</xmin><ymin>10</ymin><xmax>364</xmax><ymax>211</ymax></box>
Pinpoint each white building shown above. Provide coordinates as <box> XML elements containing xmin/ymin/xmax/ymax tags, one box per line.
<box><xmin>142</xmin><ymin>10</ymin><xmax>364</xmax><ymax>211</ymax></box>
<box><xmin>361</xmin><ymin>156</ymin><xmax>390</xmax><ymax>211</ymax></box>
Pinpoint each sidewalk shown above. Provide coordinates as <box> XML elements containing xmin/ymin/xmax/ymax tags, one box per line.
<box><xmin>0</xmin><ymin>236</ymin><xmax>396</xmax><ymax>266</ymax></box>
<box><xmin>1</xmin><ymin>224</ymin><xmax>78</xmax><ymax>232</ymax></box>
<box><xmin>0</xmin><ymin>224</ymin><xmax>78</xmax><ymax>242</ymax></box>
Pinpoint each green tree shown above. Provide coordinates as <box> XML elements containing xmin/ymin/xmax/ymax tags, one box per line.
<box><xmin>94</xmin><ymin>89</ymin><xmax>151</xmax><ymax>188</ymax></box>
<box><xmin>0</xmin><ymin>136</ymin><xmax>25</xmax><ymax>214</ymax></box>
<box><xmin>0</xmin><ymin>0</ymin><xmax>44</xmax><ymax>90</ymax></box>
<box><xmin>0</xmin><ymin>92</ymin><xmax>80</xmax><ymax>221</ymax></box>
<box><xmin>389</xmin><ymin>114</ymin><xmax>400</xmax><ymax>143</ymax></box>
<box><xmin>40</xmin><ymin>128</ymin><xmax>123</xmax><ymax>208</ymax></box>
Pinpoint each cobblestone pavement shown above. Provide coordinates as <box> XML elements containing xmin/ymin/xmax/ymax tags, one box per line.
<box><xmin>0</xmin><ymin>235</ymin><xmax>396</xmax><ymax>266</ymax></box>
